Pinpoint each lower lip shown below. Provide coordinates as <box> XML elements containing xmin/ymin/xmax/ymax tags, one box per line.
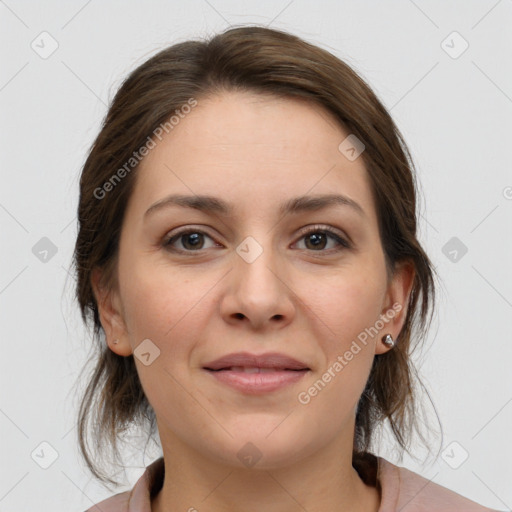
<box><xmin>204</xmin><ymin>369</ymin><xmax>309</xmax><ymax>394</ymax></box>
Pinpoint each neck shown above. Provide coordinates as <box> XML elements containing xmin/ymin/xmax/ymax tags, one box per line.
<box><xmin>151</xmin><ymin>433</ymin><xmax>380</xmax><ymax>512</ymax></box>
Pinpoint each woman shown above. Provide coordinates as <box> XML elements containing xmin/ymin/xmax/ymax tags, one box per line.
<box><xmin>75</xmin><ymin>25</ymin><xmax>500</xmax><ymax>511</ymax></box>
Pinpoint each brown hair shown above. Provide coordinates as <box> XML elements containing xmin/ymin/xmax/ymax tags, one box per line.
<box><xmin>73</xmin><ymin>25</ymin><xmax>441</xmax><ymax>487</ymax></box>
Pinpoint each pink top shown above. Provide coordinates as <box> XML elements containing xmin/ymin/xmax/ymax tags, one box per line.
<box><xmin>84</xmin><ymin>454</ymin><xmax>502</xmax><ymax>511</ymax></box>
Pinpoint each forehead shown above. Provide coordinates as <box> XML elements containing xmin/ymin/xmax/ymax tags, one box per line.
<box><xmin>129</xmin><ymin>91</ymin><xmax>375</xmax><ymax>221</ymax></box>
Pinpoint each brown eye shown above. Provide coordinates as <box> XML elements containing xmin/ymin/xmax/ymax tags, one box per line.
<box><xmin>295</xmin><ymin>226</ymin><xmax>351</xmax><ymax>252</ymax></box>
<box><xmin>163</xmin><ymin>229</ymin><xmax>218</xmax><ymax>252</ymax></box>
<box><xmin>162</xmin><ymin>225</ymin><xmax>350</xmax><ymax>255</ymax></box>
<box><xmin>303</xmin><ymin>231</ymin><xmax>329</xmax><ymax>250</ymax></box>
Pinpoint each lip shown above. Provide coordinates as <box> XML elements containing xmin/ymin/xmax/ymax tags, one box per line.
<box><xmin>203</xmin><ymin>351</ymin><xmax>310</xmax><ymax>371</ymax></box>
<box><xmin>204</xmin><ymin>367</ymin><xmax>309</xmax><ymax>394</ymax></box>
<box><xmin>202</xmin><ymin>351</ymin><xmax>310</xmax><ymax>395</ymax></box>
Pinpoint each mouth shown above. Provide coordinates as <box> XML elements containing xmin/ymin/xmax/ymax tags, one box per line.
<box><xmin>202</xmin><ymin>351</ymin><xmax>310</xmax><ymax>371</ymax></box>
<box><xmin>205</xmin><ymin>366</ymin><xmax>309</xmax><ymax>373</ymax></box>
<box><xmin>201</xmin><ymin>351</ymin><xmax>311</xmax><ymax>394</ymax></box>
<box><xmin>202</xmin><ymin>365</ymin><xmax>310</xmax><ymax>394</ymax></box>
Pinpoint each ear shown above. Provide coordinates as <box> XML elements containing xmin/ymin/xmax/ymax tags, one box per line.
<box><xmin>375</xmin><ymin>260</ymin><xmax>415</xmax><ymax>355</ymax></box>
<box><xmin>91</xmin><ymin>267</ymin><xmax>133</xmax><ymax>357</ymax></box>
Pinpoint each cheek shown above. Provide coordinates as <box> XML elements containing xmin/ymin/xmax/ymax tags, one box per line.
<box><xmin>119</xmin><ymin>267</ymin><xmax>213</xmax><ymax>421</ymax></box>
<box><xmin>297</xmin><ymin>277</ymin><xmax>383</xmax><ymax>431</ymax></box>
<box><xmin>119</xmin><ymin>260</ymin><xmax>233</xmax><ymax>419</ymax></box>
<box><xmin>119</xmin><ymin>260</ymin><xmax>208</xmax><ymax>360</ymax></box>
<box><xmin>313</xmin><ymin>270</ymin><xmax>386</xmax><ymax>349</ymax></box>
<box><xmin>299</xmin><ymin>266</ymin><xmax>385</xmax><ymax>401</ymax></box>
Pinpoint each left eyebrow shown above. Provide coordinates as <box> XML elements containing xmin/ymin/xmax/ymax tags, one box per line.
<box><xmin>143</xmin><ymin>193</ymin><xmax>366</xmax><ymax>220</ymax></box>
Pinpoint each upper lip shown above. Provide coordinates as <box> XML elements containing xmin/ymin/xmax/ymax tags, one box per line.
<box><xmin>203</xmin><ymin>351</ymin><xmax>310</xmax><ymax>371</ymax></box>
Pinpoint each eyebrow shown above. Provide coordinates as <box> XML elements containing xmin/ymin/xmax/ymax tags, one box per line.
<box><xmin>144</xmin><ymin>193</ymin><xmax>366</xmax><ymax>220</ymax></box>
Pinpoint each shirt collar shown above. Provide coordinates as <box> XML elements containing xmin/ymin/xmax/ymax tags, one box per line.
<box><xmin>128</xmin><ymin>453</ymin><xmax>395</xmax><ymax>511</ymax></box>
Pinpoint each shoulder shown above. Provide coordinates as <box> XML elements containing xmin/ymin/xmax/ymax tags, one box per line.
<box><xmin>83</xmin><ymin>457</ymin><xmax>164</xmax><ymax>512</ymax></box>
<box><xmin>376</xmin><ymin>456</ymin><xmax>502</xmax><ymax>512</ymax></box>
<box><xmin>83</xmin><ymin>490</ymin><xmax>130</xmax><ymax>511</ymax></box>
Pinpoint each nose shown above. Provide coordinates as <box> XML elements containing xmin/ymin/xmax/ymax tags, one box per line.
<box><xmin>220</xmin><ymin>238</ymin><xmax>295</xmax><ymax>331</ymax></box>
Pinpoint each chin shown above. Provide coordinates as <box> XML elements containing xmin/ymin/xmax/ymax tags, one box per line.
<box><xmin>204</xmin><ymin>426</ymin><xmax>318</xmax><ymax>471</ymax></box>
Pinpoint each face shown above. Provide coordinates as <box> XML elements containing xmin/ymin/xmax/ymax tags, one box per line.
<box><xmin>93</xmin><ymin>91</ymin><xmax>413</xmax><ymax>470</ymax></box>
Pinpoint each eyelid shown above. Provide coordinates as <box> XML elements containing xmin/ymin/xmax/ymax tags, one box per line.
<box><xmin>162</xmin><ymin>225</ymin><xmax>219</xmax><ymax>249</ymax></box>
<box><xmin>299</xmin><ymin>224</ymin><xmax>352</xmax><ymax>243</ymax></box>
<box><xmin>162</xmin><ymin>224</ymin><xmax>352</xmax><ymax>253</ymax></box>
<box><xmin>295</xmin><ymin>224</ymin><xmax>351</xmax><ymax>248</ymax></box>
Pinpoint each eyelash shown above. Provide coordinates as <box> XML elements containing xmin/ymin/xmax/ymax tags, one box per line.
<box><xmin>162</xmin><ymin>225</ymin><xmax>351</xmax><ymax>255</ymax></box>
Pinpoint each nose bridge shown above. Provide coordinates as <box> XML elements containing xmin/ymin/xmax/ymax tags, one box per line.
<box><xmin>235</xmin><ymin>232</ymin><xmax>281</xmax><ymax>297</ymax></box>
<box><xmin>223</xmin><ymin>230</ymin><xmax>294</xmax><ymax>327</ymax></box>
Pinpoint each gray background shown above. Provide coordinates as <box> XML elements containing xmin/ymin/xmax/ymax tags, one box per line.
<box><xmin>1</xmin><ymin>1</ymin><xmax>511</xmax><ymax>510</ymax></box>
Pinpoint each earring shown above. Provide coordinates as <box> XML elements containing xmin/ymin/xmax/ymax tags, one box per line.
<box><xmin>382</xmin><ymin>334</ymin><xmax>395</xmax><ymax>348</ymax></box>
<box><xmin>113</xmin><ymin>339</ymin><xmax>119</xmax><ymax>345</ymax></box>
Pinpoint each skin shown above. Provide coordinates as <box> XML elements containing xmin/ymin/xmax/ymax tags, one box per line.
<box><xmin>92</xmin><ymin>91</ymin><xmax>414</xmax><ymax>512</ymax></box>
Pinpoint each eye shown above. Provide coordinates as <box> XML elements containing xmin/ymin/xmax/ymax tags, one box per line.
<box><xmin>294</xmin><ymin>225</ymin><xmax>351</xmax><ymax>252</ymax></box>
<box><xmin>162</xmin><ymin>225</ymin><xmax>351</xmax><ymax>254</ymax></box>
<box><xmin>162</xmin><ymin>228</ymin><xmax>219</xmax><ymax>252</ymax></box>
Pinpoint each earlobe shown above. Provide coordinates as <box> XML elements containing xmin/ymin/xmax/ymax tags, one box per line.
<box><xmin>376</xmin><ymin>260</ymin><xmax>415</xmax><ymax>354</ymax></box>
<box><xmin>91</xmin><ymin>267</ymin><xmax>133</xmax><ymax>357</ymax></box>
